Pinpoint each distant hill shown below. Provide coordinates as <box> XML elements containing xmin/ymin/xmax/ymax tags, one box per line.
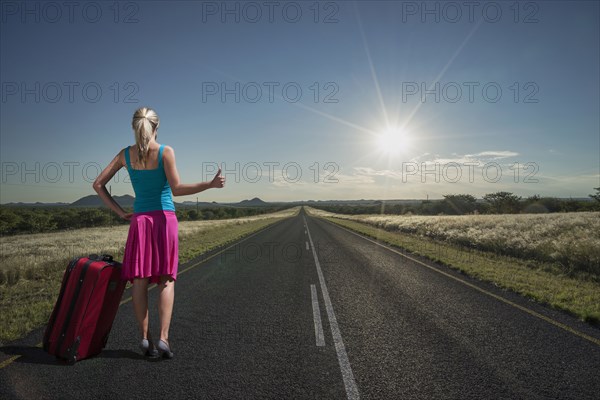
<box><xmin>1</xmin><ymin>201</ymin><xmax>70</xmax><ymax>207</ymax></box>
<box><xmin>179</xmin><ymin>200</ymin><xmax>226</xmax><ymax>208</ymax></box>
<box><xmin>179</xmin><ymin>197</ymin><xmax>273</xmax><ymax>208</ymax></box>
<box><xmin>70</xmin><ymin>194</ymin><xmax>136</xmax><ymax>207</ymax></box>
<box><xmin>302</xmin><ymin>199</ymin><xmax>423</xmax><ymax>206</ymax></box>
<box><xmin>232</xmin><ymin>197</ymin><xmax>270</xmax><ymax>207</ymax></box>
<box><xmin>69</xmin><ymin>195</ymin><xmax>233</xmax><ymax>208</ymax></box>
<box><xmin>4</xmin><ymin>196</ymin><xmax>593</xmax><ymax>208</ymax></box>
<box><xmin>2</xmin><ymin>195</ymin><xmax>273</xmax><ymax>208</ymax></box>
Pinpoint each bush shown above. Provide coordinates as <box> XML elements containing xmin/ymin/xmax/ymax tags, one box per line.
<box><xmin>0</xmin><ymin>209</ymin><xmax>21</xmax><ymax>234</ymax></box>
<box><xmin>25</xmin><ymin>267</ymin><xmax>36</xmax><ymax>281</ymax></box>
<box><xmin>79</xmin><ymin>209</ymin><xmax>109</xmax><ymax>227</ymax></box>
<box><xmin>0</xmin><ymin>205</ymin><xmax>293</xmax><ymax>236</ymax></box>
<box><xmin>6</xmin><ymin>268</ymin><xmax>21</xmax><ymax>286</ymax></box>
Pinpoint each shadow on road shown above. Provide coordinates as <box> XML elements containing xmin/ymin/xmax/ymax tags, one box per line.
<box><xmin>1</xmin><ymin>346</ymin><xmax>65</xmax><ymax>366</ymax></box>
<box><xmin>96</xmin><ymin>349</ymin><xmax>147</xmax><ymax>360</ymax></box>
<box><xmin>0</xmin><ymin>346</ymin><xmax>144</xmax><ymax>366</ymax></box>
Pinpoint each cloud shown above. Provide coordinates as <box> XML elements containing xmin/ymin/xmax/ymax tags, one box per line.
<box><xmin>269</xmin><ymin>168</ymin><xmax>376</xmax><ymax>188</ymax></box>
<box><xmin>334</xmin><ymin>172</ymin><xmax>377</xmax><ymax>184</ymax></box>
<box><xmin>466</xmin><ymin>151</ymin><xmax>520</xmax><ymax>159</ymax></box>
<box><xmin>353</xmin><ymin>167</ymin><xmax>403</xmax><ymax>180</ymax></box>
<box><xmin>271</xmin><ymin>171</ymin><xmax>308</xmax><ymax>188</ymax></box>
<box><xmin>348</xmin><ymin>149</ymin><xmax>523</xmax><ymax>183</ymax></box>
<box><xmin>427</xmin><ymin>157</ymin><xmax>478</xmax><ymax>165</ymax></box>
<box><xmin>418</xmin><ymin>150</ymin><xmax>521</xmax><ymax>165</ymax></box>
<box><xmin>408</xmin><ymin>152</ymin><xmax>431</xmax><ymax>163</ymax></box>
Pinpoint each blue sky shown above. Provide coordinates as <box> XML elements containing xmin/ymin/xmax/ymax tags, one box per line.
<box><xmin>1</xmin><ymin>0</ymin><xmax>599</xmax><ymax>203</ymax></box>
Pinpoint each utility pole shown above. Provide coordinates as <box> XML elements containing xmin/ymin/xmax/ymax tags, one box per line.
<box><xmin>109</xmin><ymin>185</ymin><xmax>112</xmax><ymax>227</ymax></box>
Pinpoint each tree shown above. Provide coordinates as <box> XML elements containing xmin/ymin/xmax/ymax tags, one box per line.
<box><xmin>0</xmin><ymin>208</ymin><xmax>21</xmax><ymax>234</ymax></box>
<box><xmin>522</xmin><ymin>195</ymin><xmax>548</xmax><ymax>213</ymax></box>
<box><xmin>216</xmin><ymin>208</ymin><xmax>227</xmax><ymax>219</ymax></box>
<box><xmin>203</xmin><ymin>210</ymin><xmax>214</xmax><ymax>220</ymax></box>
<box><xmin>53</xmin><ymin>209</ymin><xmax>78</xmax><ymax>230</ymax></box>
<box><xmin>539</xmin><ymin>197</ymin><xmax>562</xmax><ymax>213</ymax></box>
<box><xmin>17</xmin><ymin>209</ymin><xmax>57</xmax><ymax>233</ymax></box>
<box><xmin>187</xmin><ymin>210</ymin><xmax>200</xmax><ymax>220</ymax></box>
<box><xmin>78</xmin><ymin>208</ymin><xmax>109</xmax><ymax>227</ymax></box>
<box><xmin>590</xmin><ymin>187</ymin><xmax>600</xmax><ymax>203</ymax></box>
<box><xmin>175</xmin><ymin>209</ymin><xmax>188</xmax><ymax>221</ymax></box>
<box><xmin>483</xmin><ymin>191</ymin><xmax>522</xmax><ymax>214</ymax></box>
<box><xmin>560</xmin><ymin>198</ymin><xmax>583</xmax><ymax>212</ymax></box>
<box><xmin>418</xmin><ymin>200</ymin><xmax>443</xmax><ymax>215</ymax></box>
<box><xmin>441</xmin><ymin>194</ymin><xmax>477</xmax><ymax>215</ymax></box>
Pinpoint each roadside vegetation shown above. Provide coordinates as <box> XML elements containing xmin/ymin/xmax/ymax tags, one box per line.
<box><xmin>0</xmin><ymin>207</ymin><xmax>299</xmax><ymax>344</ymax></box>
<box><xmin>306</xmin><ymin>206</ymin><xmax>600</xmax><ymax>324</ymax></box>
<box><xmin>0</xmin><ymin>205</ymin><xmax>292</xmax><ymax>235</ymax></box>
<box><xmin>314</xmin><ymin>190</ymin><xmax>600</xmax><ymax>216</ymax></box>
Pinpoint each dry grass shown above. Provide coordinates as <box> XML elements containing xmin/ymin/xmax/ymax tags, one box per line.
<box><xmin>305</xmin><ymin>207</ymin><xmax>600</xmax><ymax>323</ymax></box>
<box><xmin>306</xmin><ymin>208</ymin><xmax>600</xmax><ymax>277</ymax></box>
<box><xmin>0</xmin><ymin>207</ymin><xmax>299</xmax><ymax>344</ymax></box>
<box><xmin>0</xmin><ymin>208</ymin><xmax>299</xmax><ymax>275</ymax></box>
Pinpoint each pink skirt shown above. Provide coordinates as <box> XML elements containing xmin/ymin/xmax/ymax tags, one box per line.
<box><xmin>123</xmin><ymin>210</ymin><xmax>179</xmax><ymax>284</ymax></box>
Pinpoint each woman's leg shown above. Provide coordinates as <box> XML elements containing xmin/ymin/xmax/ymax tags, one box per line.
<box><xmin>132</xmin><ymin>277</ymin><xmax>150</xmax><ymax>338</ymax></box>
<box><xmin>157</xmin><ymin>275</ymin><xmax>175</xmax><ymax>343</ymax></box>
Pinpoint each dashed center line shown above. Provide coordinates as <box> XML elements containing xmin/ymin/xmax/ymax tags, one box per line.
<box><xmin>310</xmin><ymin>284</ymin><xmax>325</xmax><ymax>347</ymax></box>
<box><xmin>304</xmin><ymin>216</ymin><xmax>360</xmax><ymax>400</ymax></box>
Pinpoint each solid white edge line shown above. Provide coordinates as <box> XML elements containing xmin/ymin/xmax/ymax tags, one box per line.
<box><xmin>311</xmin><ymin>284</ymin><xmax>326</xmax><ymax>347</ymax></box>
<box><xmin>318</xmin><ymin>216</ymin><xmax>600</xmax><ymax>348</ymax></box>
<box><xmin>304</xmin><ymin>216</ymin><xmax>360</xmax><ymax>400</ymax></box>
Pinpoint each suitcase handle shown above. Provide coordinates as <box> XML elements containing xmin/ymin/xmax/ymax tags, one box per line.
<box><xmin>88</xmin><ymin>254</ymin><xmax>113</xmax><ymax>262</ymax></box>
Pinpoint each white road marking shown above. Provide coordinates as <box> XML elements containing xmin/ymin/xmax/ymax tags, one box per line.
<box><xmin>306</xmin><ymin>241</ymin><xmax>309</xmax><ymax>250</ymax></box>
<box><xmin>321</xmin><ymin>217</ymin><xmax>600</xmax><ymax>348</ymax></box>
<box><xmin>311</xmin><ymin>284</ymin><xmax>326</xmax><ymax>347</ymax></box>
<box><xmin>304</xmin><ymin>216</ymin><xmax>360</xmax><ymax>400</ymax></box>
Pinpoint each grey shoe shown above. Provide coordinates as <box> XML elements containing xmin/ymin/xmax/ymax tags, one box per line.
<box><xmin>157</xmin><ymin>339</ymin><xmax>174</xmax><ymax>359</ymax></box>
<box><xmin>139</xmin><ymin>338</ymin><xmax>159</xmax><ymax>357</ymax></box>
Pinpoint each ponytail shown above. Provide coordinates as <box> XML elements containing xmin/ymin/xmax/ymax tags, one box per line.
<box><xmin>131</xmin><ymin>107</ymin><xmax>159</xmax><ymax>168</ymax></box>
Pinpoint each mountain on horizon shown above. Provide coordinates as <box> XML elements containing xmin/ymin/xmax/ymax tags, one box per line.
<box><xmin>233</xmin><ymin>197</ymin><xmax>270</xmax><ymax>207</ymax></box>
<box><xmin>2</xmin><ymin>195</ymin><xmax>595</xmax><ymax>208</ymax></box>
<box><xmin>2</xmin><ymin>195</ymin><xmax>273</xmax><ymax>208</ymax></box>
<box><xmin>71</xmin><ymin>194</ymin><xmax>136</xmax><ymax>207</ymax></box>
<box><xmin>1</xmin><ymin>201</ymin><xmax>71</xmax><ymax>207</ymax></box>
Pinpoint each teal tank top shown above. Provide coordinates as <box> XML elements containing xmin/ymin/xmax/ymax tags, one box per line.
<box><xmin>124</xmin><ymin>144</ymin><xmax>176</xmax><ymax>213</ymax></box>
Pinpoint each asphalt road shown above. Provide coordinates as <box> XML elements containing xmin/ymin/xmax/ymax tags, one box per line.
<box><xmin>1</xmin><ymin>207</ymin><xmax>600</xmax><ymax>399</ymax></box>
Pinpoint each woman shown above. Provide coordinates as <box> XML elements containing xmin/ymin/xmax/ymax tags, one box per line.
<box><xmin>93</xmin><ymin>107</ymin><xmax>225</xmax><ymax>359</ymax></box>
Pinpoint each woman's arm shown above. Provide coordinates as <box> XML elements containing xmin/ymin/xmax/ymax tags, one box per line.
<box><xmin>92</xmin><ymin>149</ymin><xmax>131</xmax><ymax>220</ymax></box>
<box><xmin>163</xmin><ymin>146</ymin><xmax>225</xmax><ymax>196</ymax></box>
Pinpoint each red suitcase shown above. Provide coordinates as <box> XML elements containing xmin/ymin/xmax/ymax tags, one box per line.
<box><xmin>43</xmin><ymin>254</ymin><xmax>126</xmax><ymax>364</ymax></box>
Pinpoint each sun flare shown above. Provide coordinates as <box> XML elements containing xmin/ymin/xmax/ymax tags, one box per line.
<box><xmin>376</xmin><ymin>128</ymin><xmax>411</xmax><ymax>155</ymax></box>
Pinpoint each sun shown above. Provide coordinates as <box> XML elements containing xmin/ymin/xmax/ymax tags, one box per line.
<box><xmin>376</xmin><ymin>127</ymin><xmax>411</xmax><ymax>155</ymax></box>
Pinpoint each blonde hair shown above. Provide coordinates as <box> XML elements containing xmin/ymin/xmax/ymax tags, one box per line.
<box><xmin>131</xmin><ymin>107</ymin><xmax>159</xmax><ymax>168</ymax></box>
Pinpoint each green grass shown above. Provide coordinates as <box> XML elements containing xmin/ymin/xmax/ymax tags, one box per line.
<box><xmin>320</xmin><ymin>216</ymin><xmax>600</xmax><ymax>325</ymax></box>
<box><xmin>0</xmin><ymin>210</ymin><xmax>297</xmax><ymax>345</ymax></box>
<box><xmin>177</xmin><ymin>217</ymin><xmax>288</xmax><ymax>262</ymax></box>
